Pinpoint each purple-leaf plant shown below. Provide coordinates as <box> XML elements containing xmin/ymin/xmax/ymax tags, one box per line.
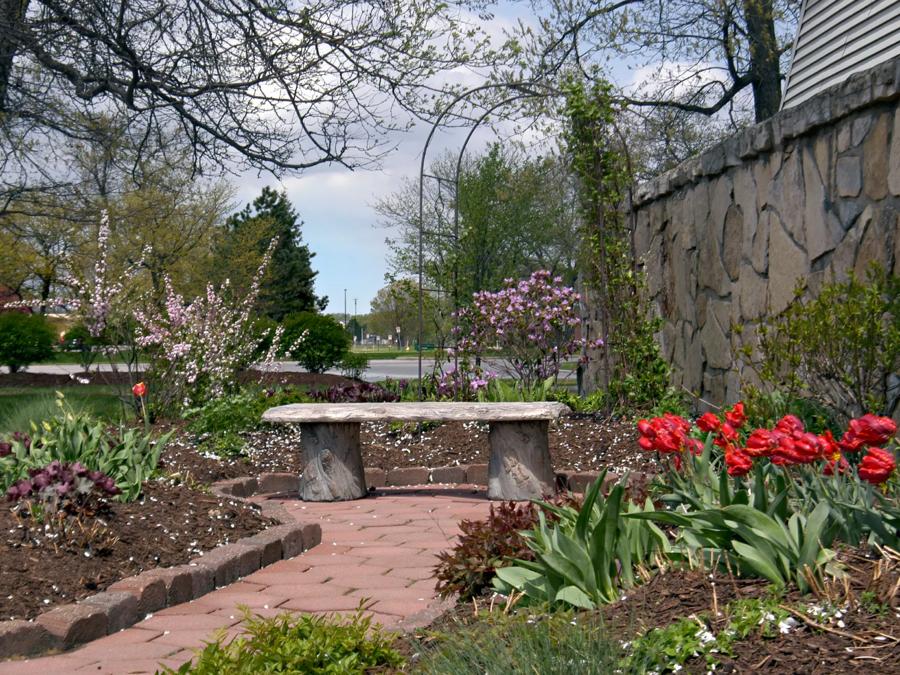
<box><xmin>453</xmin><ymin>271</ymin><xmax>603</xmax><ymax>390</ymax></box>
<box><xmin>7</xmin><ymin>461</ymin><xmax>120</xmax><ymax>550</ymax></box>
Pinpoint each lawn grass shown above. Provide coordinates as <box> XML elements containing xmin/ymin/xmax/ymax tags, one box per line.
<box><xmin>0</xmin><ymin>385</ymin><xmax>130</xmax><ymax>434</ymax></box>
<box><xmin>35</xmin><ymin>351</ymin><xmax>132</xmax><ymax>366</ymax></box>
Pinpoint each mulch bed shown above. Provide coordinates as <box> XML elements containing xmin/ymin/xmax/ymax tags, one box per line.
<box><xmin>409</xmin><ymin>548</ymin><xmax>900</xmax><ymax>674</ymax></box>
<box><xmin>157</xmin><ymin>414</ymin><xmax>653</xmax><ymax>484</ymax></box>
<box><xmin>0</xmin><ymin>481</ymin><xmax>277</xmax><ymax>621</ymax></box>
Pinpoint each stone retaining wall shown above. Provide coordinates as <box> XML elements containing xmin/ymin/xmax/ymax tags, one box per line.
<box><xmin>608</xmin><ymin>55</ymin><xmax>900</xmax><ymax>408</ymax></box>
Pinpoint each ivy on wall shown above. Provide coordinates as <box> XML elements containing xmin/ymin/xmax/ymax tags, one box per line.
<box><xmin>563</xmin><ymin>79</ymin><xmax>675</xmax><ymax>411</ymax></box>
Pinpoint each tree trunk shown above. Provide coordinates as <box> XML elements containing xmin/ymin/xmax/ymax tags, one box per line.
<box><xmin>298</xmin><ymin>423</ymin><xmax>367</xmax><ymax>501</ymax></box>
<box><xmin>0</xmin><ymin>0</ymin><xmax>29</xmax><ymax>112</ymax></box>
<box><xmin>743</xmin><ymin>0</ymin><xmax>782</xmax><ymax>121</ymax></box>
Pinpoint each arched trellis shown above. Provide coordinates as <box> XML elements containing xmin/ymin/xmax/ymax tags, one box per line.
<box><xmin>415</xmin><ymin>82</ymin><xmax>545</xmax><ymax>397</ymax></box>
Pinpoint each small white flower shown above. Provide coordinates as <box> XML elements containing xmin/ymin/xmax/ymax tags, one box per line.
<box><xmin>778</xmin><ymin>617</ymin><xmax>799</xmax><ymax>634</ymax></box>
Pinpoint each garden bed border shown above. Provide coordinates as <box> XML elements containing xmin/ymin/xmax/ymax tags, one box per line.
<box><xmin>214</xmin><ymin>465</ymin><xmax>627</xmax><ymax>498</ymax></box>
<box><xmin>0</xmin><ymin>472</ymin><xmax>322</xmax><ymax>661</ymax></box>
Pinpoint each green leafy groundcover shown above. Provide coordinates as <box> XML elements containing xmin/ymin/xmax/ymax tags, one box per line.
<box><xmin>413</xmin><ymin>610</ymin><xmax>620</xmax><ymax>675</ymax></box>
<box><xmin>163</xmin><ymin>609</ymin><xmax>403</xmax><ymax>674</ymax></box>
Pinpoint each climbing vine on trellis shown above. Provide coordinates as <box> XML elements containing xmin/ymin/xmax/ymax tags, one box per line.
<box><xmin>563</xmin><ymin>79</ymin><xmax>673</xmax><ymax>411</ymax></box>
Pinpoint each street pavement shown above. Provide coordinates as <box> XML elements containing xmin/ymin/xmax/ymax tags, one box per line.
<box><xmin>7</xmin><ymin>358</ymin><xmax>577</xmax><ymax>382</ymax></box>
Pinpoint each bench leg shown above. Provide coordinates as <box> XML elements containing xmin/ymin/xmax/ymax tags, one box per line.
<box><xmin>299</xmin><ymin>423</ymin><xmax>367</xmax><ymax>501</ymax></box>
<box><xmin>487</xmin><ymin>421</ymin><xmax>556</xmax><ymax>501</ymax></box>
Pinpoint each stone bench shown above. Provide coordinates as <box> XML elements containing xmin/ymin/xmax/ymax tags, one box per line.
<box><xmin>261</xmin><ymin>402</ymin><xmax>570</xmax><ymax>502</ymax></box>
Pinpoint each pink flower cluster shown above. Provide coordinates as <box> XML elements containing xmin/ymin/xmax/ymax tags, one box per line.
<box><xmin>453</xmin><ymin>271</ymin><xmax>603</xmax><ymax>388</ymax></box>
<box><xmin>134</xmin><ymin>240</ymin><xmax>294</xmax><ymax>409</ymax></box>
<box><xmin>434</xmin><ymin>364</ymin><xmax>497</xmax><ymax>400</ymax></box>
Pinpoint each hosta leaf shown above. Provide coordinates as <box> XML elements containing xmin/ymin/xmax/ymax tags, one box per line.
<box><xmin>555</xmin><ymin>585</ymin><xmax>595</xmax><ymax>609</ymax></box>
<box><xmin>732</xmin><ymin>540</ymin><xmax>786</xmax><ymax>586</ymax></box>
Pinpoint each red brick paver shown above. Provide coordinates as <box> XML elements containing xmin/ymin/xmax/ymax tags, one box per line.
<box><xmin>0</xmin><ymin>485</ymin><xmax>490</xmax><ymax>674</ymax></box>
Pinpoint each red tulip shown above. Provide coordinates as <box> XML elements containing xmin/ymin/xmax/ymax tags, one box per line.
<box><xmin>637</xmin><ymin>414</ymin><xmax>691</xmax><ymax>454</ymax></box>
<box><xmin>775</xmin><ymin>415</ymin><xmax>804</xmax><ymax>435</ymax></box>
<box><xmin>726</xmin><ymin>448</ymin><xmax>753</xmax><ymax>477</ymax></box>
<box><xmin>132</xmin><ymin>381</ymin><xmax>147</xmax><ymax>398</ymax></box>
<box><xmin>697</xmin><ymin>413</ymin><xmax>721</xmax><ymax>433</ymax></box>
<box><xmin>823</xmin><ymin>455</ymin><xmax>849</xmax><ymax>476</ymax></box>
<box><xmin>724</xmin><ymin>402</ymin><xmax>747</xmax><ymax>429</ymax></box>
<box><xmin>745</xmin><ymin>429</ymin><xmax>781</xmax><ymax>458</ymax></box>
<box><xmin>858</xmin><ymin>447</ymin><xmax>896</xmax><ymax>485</ymax></box>
<box><xmin>840</xmin><ymin>414</ymin><xmax>897</xmax><ymax>452</ymax></box>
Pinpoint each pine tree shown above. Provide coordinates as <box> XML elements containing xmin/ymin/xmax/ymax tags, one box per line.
<box><xmin>224</xmin><ymin>187</ymin><xmax>326</xmax><ymax>320</ymax></box>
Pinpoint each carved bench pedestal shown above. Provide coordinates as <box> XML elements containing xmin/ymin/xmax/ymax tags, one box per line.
<box><xmin>298</xmin><ymin>423</ymin><xmax>367</xmax><ymax>502</ymax></box>
<box><xmin>488</xmin><ymin>421</ymin><xmax>555</xmax><ymax>500</ymax></box>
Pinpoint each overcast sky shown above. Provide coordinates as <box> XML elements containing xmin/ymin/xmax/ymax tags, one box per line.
<box><xmin>230</xmin><ymin>4</ymin><xmax>645</xmax><ymax>316</ymax></box>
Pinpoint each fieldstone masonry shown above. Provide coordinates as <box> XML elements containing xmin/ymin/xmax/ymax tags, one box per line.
<box><xmin>589</xmin><ymin>55</ymin><xmax>900</xmax><ymax>409</ymax></box>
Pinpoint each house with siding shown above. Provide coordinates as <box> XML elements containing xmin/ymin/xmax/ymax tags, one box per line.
<box><xmin>783</xmin><ymin>0</ymin><xmax>900</xmax><ymax>109</ymax></box>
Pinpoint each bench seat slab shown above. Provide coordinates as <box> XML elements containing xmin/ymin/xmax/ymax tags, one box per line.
<box><xmin>263</xmin><ymin>402</ymin><xmax>569</xmax><ymax>424</ymax></box>
<box><xmin>488</xmin><ymin>421</ymin><xmax>555</xmax><ymax>500</ymax></box>
<box><xmin>299</xmin><ymin>423</ymin><xmax>367</xmax><ymax>501</ymax></box>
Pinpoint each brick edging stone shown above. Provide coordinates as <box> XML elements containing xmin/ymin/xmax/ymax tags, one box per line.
<box><xmin>214</xmin><ymin>467</ymin><xmax>628</xmax><ymax>498</ymax></box>
<box><xmin>0</xmin><ymin>473</ymin><xmax>322</xmax><ymax>660</ymax></box>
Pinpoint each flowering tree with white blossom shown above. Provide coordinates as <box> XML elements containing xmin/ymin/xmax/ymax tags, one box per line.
<box><xmin>133</xmin><ymin>240</ymin><xmax>297</xmax><ymax>412</ymax></box>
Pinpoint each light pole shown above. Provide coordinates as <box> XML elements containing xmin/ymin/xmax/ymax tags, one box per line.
<box><xmin>395</xmin><ymin>325</ymin><xmax>401</xmax><ymax>350</ymax></box>
<box><xmin>343</xmin><ymin>289</ymin><xmax>347</xmax><ymax>332</ymax></box>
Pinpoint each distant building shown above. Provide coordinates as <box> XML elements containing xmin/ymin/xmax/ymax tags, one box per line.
<box><xmin>782</xmin><ymin>0</ymin><xmax>900</xmax><ymax>109</ymax></box>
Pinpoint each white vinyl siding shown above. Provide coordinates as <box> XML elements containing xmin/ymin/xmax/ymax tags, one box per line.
<box><xmin>782</xmin><ymin>0</ymin><xmax>900</xmax><ymax>109</ymax></box>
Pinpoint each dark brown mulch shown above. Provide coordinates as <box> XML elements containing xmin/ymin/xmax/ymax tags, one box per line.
<box><xmin>410</xmin><ymin>549</ymin><xmax>900</xmax><ymax>675</ymax></box>
<box><xmin>0</xmin><ymin>370</ymin><xmax>354</xmax><ymax>389</ymax></box>
<box><xmin>606</xmin><ymin>550</ymin><xmax>900</xmax><ymax>675</ymax></box>
<box><xmin>0</xmin><ymin>481</ymin><xmax>277</xmax><ymax>621</ymax></box>
<box><xmin>156</xmin><ymin>414</ymin><xmax>653</xmax><ymax>485</ymax></box>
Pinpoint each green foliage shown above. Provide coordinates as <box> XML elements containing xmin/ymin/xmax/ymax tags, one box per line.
<box><xmin>0</xmin><ymin>395</ymin><xmax>167</xmax><ymax>501</ymax></box>
<box><xmin>187</xmin><ymin>390</ymin><xmax>267</xmax><ymax>437</ymax></box>
<box><xmin>379</xmin><ymin>144</ymin><xmax>582</xmax><ymax>314</ymax></box>
<box><xmin>164</xmin><ymin>608</ymin><xmax>402</xmax><ymax>674</ymax></box>
<box><xmin>547</xmin><ymin>388</ymin><xmax>602</xmax><ymax>413</ymax></box>
<box><xmin>282</xmin><ymin>312</ymin><xmax>350</xmax><ymax>373</ymax></box>
<box><xmin>750</xmin><ymin>265</ymin><xmax>900</xmax><ymax>419</ymax></box>
<box><xmin>493</xmin><ymin>474</ymin><xmax>669</xmax><ymax>608</ymax></box>
<box><xmin>250</xmin><ymin>315</ymin><xmax>279</xmax><ymax>358</ymax></box>
<box><xmin>434</xmin><ymin>501</ymin><xmax>539</xmax><ymax>601</ymax></box>
<box><xmin>222</xmin><ymin>187</ymin><xmax>326</xmax><ymax>320</ymax></box>
<box><xmin>633</xmin><ymin>502</ymin><xmax>839</xmax><ymax>593</ymax></box>
<box><xmin>563</xmin><ymin>79</ymin><xmax>671</xmax><ymax>413</ymax></box>
<box><xmin>741</xmin><ymin>385</ymin><xmax>840</xmax><ymax>435</ymax></box>
<box><xmin>0</xmin><ymin>312</ymin><xmax>55</xmax><ymax>373</ymax></box>
<box><xmin>623</xmin><ymin>596</ymin><xmax>790</xmax><ymax>672</ymax></box>
<box><xmin>338</xmin><ymin>352</ymin><xmax>370</xmax><ymax>380</ymax></box>
<box><xmin>186</xmin><ymin>386</ymin><xmax>311</xmax><ymax>457</ymax></box>
<box><xmin>788</xmin><ymin>468</ymin><xmax>900</xmax><ymax>549</ymax></box>
<box><xmin>477</xmin><ymin>376</ymin><xmax>557</xmax><ymax>403</ymax></box>
<box><xmin>415</xmin><ymin>610</ymin><xmax>620</xmax><ymax>675</ymax></box>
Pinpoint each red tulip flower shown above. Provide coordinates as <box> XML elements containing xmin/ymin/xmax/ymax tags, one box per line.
<box><xmin>745</xmin><ymin>428</ymin><xmax>781</xmax><ymax>458</ymax></box>
<box><xmin>725</xmin><ymin>448</ymin><xmax>753</xmax><ymax>477</ymax></box>
<box><xmin>724</xmin><ymin>402</ymin><xmax>746</xmax><ymax>429</ymax></box>
<box><xmin>132</xmin><ymin>382</ymin><xmax>147</xmax><ymax>398</ymax></box>
<box><xmin>840</xmin><ymin>414</ymin><xmax>897</xmax><ymax>453</ymax></box>
<box><xmin>697</xmin><ymin>413</ymin><xmax>721</xmax><ymax>433</ymax></box>
<box><xmin>858</xmin><ymin>447</ymin><xmax>896</xmax><ymax>485</ymax></box>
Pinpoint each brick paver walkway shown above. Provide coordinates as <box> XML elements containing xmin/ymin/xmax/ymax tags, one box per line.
<box><xmin>0</xmin><ymin>486</ymin><xmax>491</xmax><ymax>674</ymax></box>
